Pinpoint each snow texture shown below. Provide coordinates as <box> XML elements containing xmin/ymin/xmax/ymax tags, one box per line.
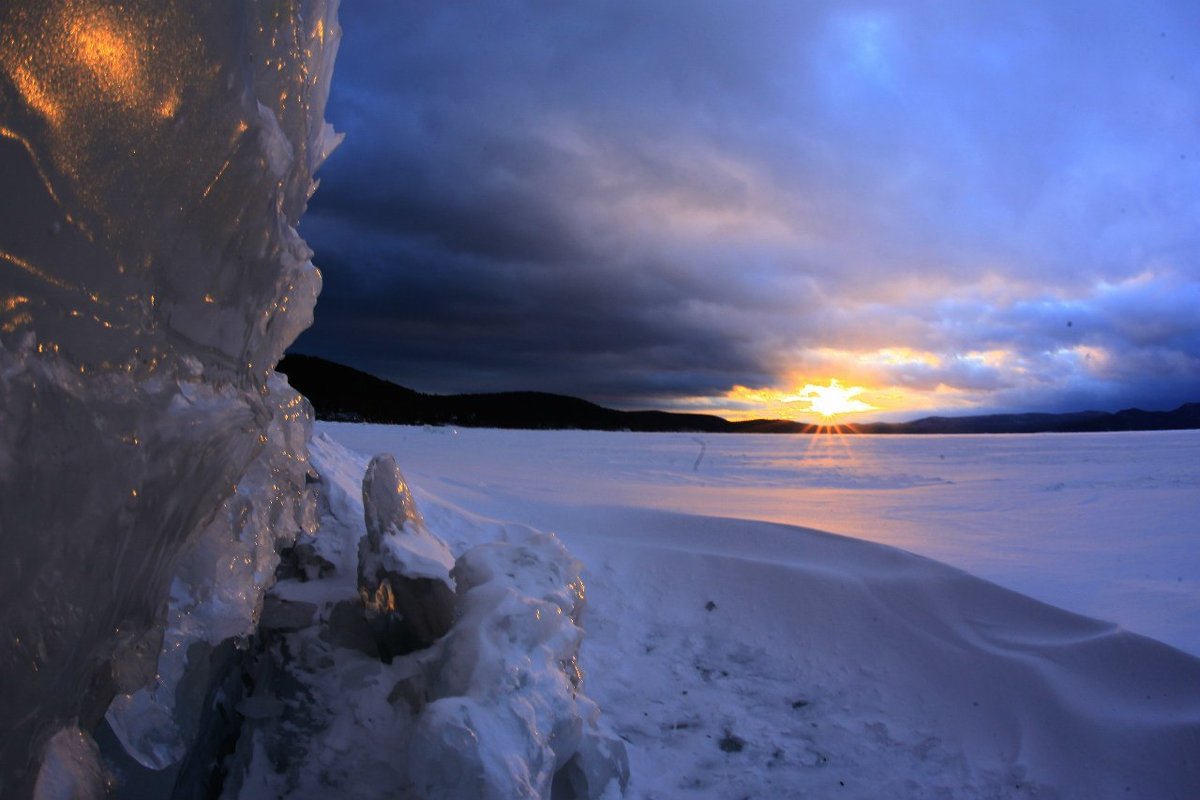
<box><xmin>0</xmin><ymin>0</ymin><xmax>340</xmax><ymax>794</ymax></box>
<box><xmin>325</xmin><ymin>424</ymin><xmax>1200</xmax><ymax>657</ymax></box>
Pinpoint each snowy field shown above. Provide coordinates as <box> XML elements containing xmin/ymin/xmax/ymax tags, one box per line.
<box><xmin>311</xmin><ymin>423</ymin><xmax>1200</xmax><ymax>799</ymax></box>
<box><xmin>319</xmin><ymin>424</ymin><xmax>1200</xmax><ymax>657</ymax></box>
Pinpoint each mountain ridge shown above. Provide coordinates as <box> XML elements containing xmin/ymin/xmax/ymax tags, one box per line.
<box><xmin>278</xmin><ymin>354</ymin><xmax>1200</xmax><ymax>434</ymax></box>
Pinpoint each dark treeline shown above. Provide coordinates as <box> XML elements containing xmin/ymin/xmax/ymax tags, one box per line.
<box><xmin>279</xmin><ymin>355</ymin><xmax>1200</xmax><ymax>435</ymax></box>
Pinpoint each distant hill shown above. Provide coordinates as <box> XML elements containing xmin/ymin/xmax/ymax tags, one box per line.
<box><xmin>278</xmin><ymin>354</ymin><xmax>737</xmax><ymax>432</ymax></box>
<box><xmin>278</xmin><ymin>354</ymin><xmax>1200</xmax><ymax>434</ymax></box>
<box><xmin>857</xmin><ymin>405</ymin><xmax>1200</xmax><ymax>434</ymax></box>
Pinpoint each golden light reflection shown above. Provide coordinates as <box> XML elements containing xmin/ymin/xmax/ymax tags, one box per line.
<box><xmin>799</xmin><ymin>415</ymin><xmax>862</xmax><ymax>466</ymax></box>
<box><xmin>0</xmin><ymin>1</ymin><xmax>204</xmax><ymax>219</ymax></box>
<box><xmin>0</xmin><ymin>248</ymin><xmax>75</xmax><ymax>292</ymax></box>
<box><xmin>6</xmin><ymin>6</ymin><xmax>162</xmax><ymax>122</ymax></box>
<box><xmin>69</xmin><ymin>16</ymin><xmax>140</xmax><ymax>94</ymax></box>
<box><xmin>0</xmin><ymin>294</ymin><xmax>33</xmax><ymax>334</ymax></box>
<box><xmin>157</xmin><ymin>92</ymin><xmax>180</xmax><ymax>119</ymax></box>
<box><xmin>11</xmin><ymin>65</ymin><xmax>62</xmax><ymax>123</ymax></box>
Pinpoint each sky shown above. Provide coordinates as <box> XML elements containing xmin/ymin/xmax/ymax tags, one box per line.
<box><xmin>293</xmin><ymin>1</ymin><xmax>1200</xmax><ymax>423</ymax></box>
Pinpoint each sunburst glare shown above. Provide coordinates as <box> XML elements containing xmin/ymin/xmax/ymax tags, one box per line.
<box><xmin>784</xmin><ymin>379</ymin><xmax>875</xmax><ymax>420</ymax></box>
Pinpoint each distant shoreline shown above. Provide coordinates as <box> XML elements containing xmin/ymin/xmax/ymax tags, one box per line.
<box><xmin>280</xmin><ymin>354</ymin><xmax>1200</xmax><ymax>435</ymax></box>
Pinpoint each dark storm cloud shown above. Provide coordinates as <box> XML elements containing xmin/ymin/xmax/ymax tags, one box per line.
<box><xmin>299</xmin><ymin>210</ymin><xmax>779</xmax><ymax>405</ymax></box>
<box><xmin>295</xmin><ymin>0</ymin><xmax>1200</xmax><ymax>416</ymax></box>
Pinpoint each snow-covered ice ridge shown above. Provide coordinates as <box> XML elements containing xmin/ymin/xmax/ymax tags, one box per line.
<box><xmin>224</xmin><ymin>435</ymin><xmax>628</xmax><ymax>799</ymax></box>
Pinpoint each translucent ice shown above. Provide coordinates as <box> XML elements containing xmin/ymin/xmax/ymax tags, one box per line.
<box><xmin>360</xmin><ymin>454</ymin><xmax>457</xmax><ymax>584</ymax></box>
<box><xmin>105</xmin><ymin>374</ymin><xmax>320</xmax><ymax>769</ymax></box>
<box><xmin>31</xmin><ymin>726</ymin><xmax>108</xmax><ymax>800</ymax></box>
<box><xmin>359</xmin><ymin>454</ymin><xmax>457</xmax><ymax>659</ymax></box>
<box><xmin>0</xmin><ymin>0</ymin><xmax>340</xmax><ymax>793</ymax></box>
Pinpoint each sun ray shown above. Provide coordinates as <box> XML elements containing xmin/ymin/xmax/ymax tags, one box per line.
<box><xmin>783</xmin><ymin>379</ymin><xmax>875</xmax><ymax>421</ymax></box>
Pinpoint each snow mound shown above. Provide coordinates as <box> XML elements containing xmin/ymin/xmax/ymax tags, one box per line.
<box><xmin>226</xmin><ymin>439</ymin><xmax>627</xmax><ymax>799</ymax></box>
<box><xmin>410</xmin><ymin>535</ymin><xmax>629</xmax><ymax>799</ymax></box>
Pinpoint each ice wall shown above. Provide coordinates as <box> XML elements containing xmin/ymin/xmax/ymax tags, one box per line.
<box><xmin>0</xmin><ymin>1</ymin><xmax>340</xmax><ymax>795</ymax></box>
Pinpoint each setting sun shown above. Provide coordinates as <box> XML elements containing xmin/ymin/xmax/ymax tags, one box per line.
<box><xmin>720</xmin><ymin>379</ymin><xmax>881</xmax><ymax>423</ymax></box>
<box><xmin>785</xmin><ymin>379</ymin><xmax>875</xmax><ymax>420</ymax></box>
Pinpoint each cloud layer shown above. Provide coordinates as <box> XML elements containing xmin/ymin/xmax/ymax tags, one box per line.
<box><xmin>296</xmin><ymin>1</ymin><xmax>1200</xmax><ymax>420</ymax></box>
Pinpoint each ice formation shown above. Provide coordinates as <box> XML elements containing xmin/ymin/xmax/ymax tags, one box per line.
<box><xmin>1</xmin><ymin>3</ymin><xmax>628</xmax><ymax>797</ymax></box>
<box><xmin>104</xmin><ymin>373</ymin><xmax>320</xmax><ymax>771</ymax></box>
<box><xmin>413</xmin><ymin>536</ymin><xmax>630</xmax><ymax>799</ymax></box>
<box><xmin>226</xmin><ymin>437</ymin><xmax>628</xmax><ymax>799</ymax></box>
<box><xmin>0</xmin><ymin>0</ymin><xmax>340</xmax><ymax>795</ymax></box>
<box><xmin>358</xmin><ymin>454</ymin><xmax>457</xmax><ymax>659</ymax></box>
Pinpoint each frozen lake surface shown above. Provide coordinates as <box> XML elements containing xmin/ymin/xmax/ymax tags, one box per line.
<box><xmin>305</xmin><ymin>423</ymin><xmax>1200</xmax><ymax>798</ymax></box>
<box><xmin>320</xmin><ymin>424</ymin><xmax>1200</xmax><ymax>657</ymax></box>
